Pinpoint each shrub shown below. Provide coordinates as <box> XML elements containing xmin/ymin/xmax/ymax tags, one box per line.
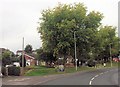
<box><xmin>87</xmin><ymin>59</ymin><xmax>96</xmax><ymax>67</ymax></box>
<box><xmin>2</xmin><ymin>66</ymin><xmax>7</xmax><ymax>76</ymax></box>
<box><xmin>8</xmin><ymin>66</ymin><xmax>20</xmax><ymax>76</ymax></box>
<box><xmin>14</xmin><ymin>67</ymin><xmax>20</xmax><ymax>76</ymax></box>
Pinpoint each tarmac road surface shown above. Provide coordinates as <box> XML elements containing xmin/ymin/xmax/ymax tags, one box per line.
<box><xmin>40</xmin><ymin>67</ymin><xmax>119</xmax><ymax>85</ymax></box>
<box><xmin>2</xmin><ymin>67</ymin><xmax>119</xmax><ymax>86</ymax></box>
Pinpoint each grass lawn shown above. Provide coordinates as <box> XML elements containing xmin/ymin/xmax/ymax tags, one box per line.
<box><xmin>25</xmin><ymin>66</ymin><xmax>95</xmax><ymax>76</ymax></box>
<box><xmin>25</xmin><ymin>66</ymin><xmax>56</xmax><ymax>76</ymax></box>
<box><xmin>25</xmin><ymin>62</ymin><xmax>119</xmax><ymax>76</ymax></box>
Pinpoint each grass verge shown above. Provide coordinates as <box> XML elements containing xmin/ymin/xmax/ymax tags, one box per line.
<box><xmin>25</xmin><ymin>62</ymin><xmax>119</xmax><ymax>76</ymax></box>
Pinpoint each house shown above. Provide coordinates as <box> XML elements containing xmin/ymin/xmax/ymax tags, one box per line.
<box><xmin>113</xmin><ymin>58</ymin><xmax>120</xmax><ymax>62</ymax></box>
<box><xmin>65</xmin><ymin>55</ymin><xmax>74</xmax><ymax>67</ymax></box>
<box><xmin>24</xmin><ymin>53</ymin><xmax>37</xmax><ymax>66</ymax></box>
<box><xmin>16</xmin><ymin>50</ymin><xmax>38</xmax><ymax>66</ymax></box>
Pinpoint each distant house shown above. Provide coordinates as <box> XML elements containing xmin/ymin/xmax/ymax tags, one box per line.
<box><xmin>113</xmin><ymin>58</ymin><xmax>120</xmax><ymax>62</ymax></box>
<box><xmin>65</xmin><ymin>55</ymin><xmax>74</xmax><ymax>67</ymax></box>
<box><xmin>16</xmin><ymin>50</ymin><xmax>38</xmax><ymax>66</ymax></box>
<box><xmin>24</xmin><ymin>54</ymin><xmax>37</xmax><ymax>66</ymax></box>
<box><xmin>16</xmin><ymin>50</ymin><xmax>23</xmax><ymax>56</ymax></box>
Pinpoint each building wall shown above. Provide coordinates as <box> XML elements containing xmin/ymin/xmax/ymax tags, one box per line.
<box><xmin>25</xmin><ymin>55</ymin><xmax>36</xmax><ymax>66</ymax></box>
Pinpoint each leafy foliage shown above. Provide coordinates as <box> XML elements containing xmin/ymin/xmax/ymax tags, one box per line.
<box><xmin>25</xmin><ymin>44</ymin><xmax>33</xmax><ymax>54</ymax></box>
<box><xmin>38</xmin><ymin>3</ymin><xmax>103</xmax><ymax>60</ymax></box>
<box><xmin>97</xmin><ymin>26</ymin><xmax>120</xmax><ymax>61</ymax></box>
<box><xmin>2</xmin><ymin>50</ymin><xmax>12</xmax><ymax>66</ymax></box>
<box><xmin>37</xmin><ymin>3</ymin><xmax>119</xmax><ymax>63</ymax></box>
<box><xmin>36</xmin><ymin>48</ymin><xmax>56</xmax><ymax>64</ymax></box>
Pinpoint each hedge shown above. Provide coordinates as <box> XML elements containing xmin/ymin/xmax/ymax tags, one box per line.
<box><xmin>8</xmin><ymin>66</ymin><xmax>21</xmax><ymax>76</ymax></box>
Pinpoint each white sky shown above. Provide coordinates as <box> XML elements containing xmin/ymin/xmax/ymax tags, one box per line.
<box><xmin>0</xmin><ymin>0</ymin><xmax>119</xmax><ymax>53</ymax></box>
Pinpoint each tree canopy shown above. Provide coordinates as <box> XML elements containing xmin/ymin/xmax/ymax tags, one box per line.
<box><xmin>37</xmin><ymin>3</ymin><xmax>119</xmax><ymax>62</ymax></box>
<box><xmin>25</xmin><ymin>44</ymin><xmax>33</xmax><ymax>54</ymax></box>
<box><xmin>2</xmin><ymin>50</ymin><xmax>12</xmax><ymax>66</ymax></box>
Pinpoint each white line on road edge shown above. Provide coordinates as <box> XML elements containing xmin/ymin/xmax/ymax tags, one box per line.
<box><xmin>89</xmin><ymin>71</ymin><xmax>109</xmax><ymax>85</ymax></box>
<box><xmin>89</xmin><ymin>81</ymin><xmax>92</xmax><ymax>85</ymax></box>
<box><xmin>8</xmin><ymin>78</ymin><xmax>30</xmax><ymax>82</ymax></box>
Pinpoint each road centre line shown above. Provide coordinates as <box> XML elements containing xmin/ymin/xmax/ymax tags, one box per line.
<box><xmin>89</xmin><ymin>81</ymin><xmax>92</xmax><ymax>85</ymax></box>
<box><xmin>99</xmin><ymin>72</ymin><xmax>104</xmax><ymax>75</ymax></box>
<box><xmin>94</xmin><ymin>75</ymin><xmax>99</xmax><ymax>78</ymax></box>
<box><xmin>89</xmin><ymin>70</ymin><xmax>109</xmax><ymax>85</ymax></box>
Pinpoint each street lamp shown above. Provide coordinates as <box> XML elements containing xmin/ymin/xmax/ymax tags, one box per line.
<box><xmin>74</xmin><ymin>31</ymin><xmax>77</xmax><ymax>71</ymax></box>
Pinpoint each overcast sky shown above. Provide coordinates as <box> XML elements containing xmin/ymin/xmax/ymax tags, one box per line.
<box><xmin>0</xmin><ymin>0</ymin><xmax>119</xmax><ymax>53</ymax></box>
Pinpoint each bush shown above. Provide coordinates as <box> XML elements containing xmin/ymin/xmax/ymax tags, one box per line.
<box><xmin>2</xmin><ymin>66</ymin><xmax>7</xmax><ymax>76</ymax></box>
<box><xmin>8</xmin><ymin>66</ymin><xmax>20</xmax><ymax>76</ymax></box>
<box><xmin>14</xmin><ymin>67</ymin><xmax>21</xmax><ymax>76</ymax></box>
<box><xmin>87</xmin><ymin>59</ymin><xmax>96</xmax><ymax>67</ymax></box>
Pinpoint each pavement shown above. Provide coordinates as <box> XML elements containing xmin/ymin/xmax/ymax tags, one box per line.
<box><xmin>2</xmin><ymin>73</ymin><xmax>71</xmax><ymax>85</ymax></box>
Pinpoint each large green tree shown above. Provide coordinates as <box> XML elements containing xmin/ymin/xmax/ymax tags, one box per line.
<box><xmin>97</xmin><ymin>26</ymin><xmax>120</xmax><ymax>62</ymax></box>
<box><xmin>36</xmin><ymin>48</ymin><xmax>56</xmax><ymax>65</ymax></box>
<box><xmin>37</xmin><ymin>3</ymin><xmax>103</xmax><ymax>61</ymax></box>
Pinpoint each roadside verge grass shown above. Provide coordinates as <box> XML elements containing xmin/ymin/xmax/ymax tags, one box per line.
<box><xmin>25</xmin><ymin>66</ymin><xmax>95</xmax><ymax>76</ymax></box>
<box><xmin>25</xmin><ymin>62</ymin><xmax>119</xmax><ymax>76</ymax></box>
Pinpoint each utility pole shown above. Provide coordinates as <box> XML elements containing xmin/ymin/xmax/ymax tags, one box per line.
<box><xmin>109</xmin><ymin>44</ymin><xmax>112</xmax><ymax>67</ymax></box>
<box><xmin>21</xmin><ymin>37</ymin><xmax>24</xmax><ymax>75</ymax></box>
<box><xmin>74</xmin><ymin>31</ymin><xmax>77</xmax><ymax>71</ymax></box>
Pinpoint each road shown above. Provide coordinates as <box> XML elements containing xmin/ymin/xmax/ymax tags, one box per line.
<box><xmin>2</xmin><ymin>67</ymin><xmax>119</xmax><ymax>86</ymax></box>
<box><xmin>39</xmin><ymin>68</ymin><xmax>119</xmax><ymax>86</ymax></box>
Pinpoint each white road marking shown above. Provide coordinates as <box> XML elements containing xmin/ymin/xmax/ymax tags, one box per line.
<box><xmin>91</xmin><ymin>77</ymin><xmax>95</xmax><ymax>81</ymax></box>
<box><xmin>89</xmin><ymin>70</ymin><xmax>109</xmax><ymax>85</ymax></box>
<box><xmin>104</xmin><ymin>71</ymin><xmax>109</xmax><ymax>73</ymax></box>
<box><xmin>94</xmin><ymin>75</ymin><xmax>99</xmax><ymax>78</ymax></box>
<box><xmin>99</xmin><ymin>72</ymin><xmax>104</xmax><ymax>75</ymax></box>
<box><xmin>89</xmin><ymin>81</ymin><xmax>92</xmax><ymax>85</ymax></box>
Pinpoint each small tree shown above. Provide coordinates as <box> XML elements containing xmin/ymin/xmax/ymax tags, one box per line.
<box><xmin>2</xmin><ymin>50</ymin><xmax>12</xmax><ymax>66</ymax></box>
<box><xmin>25</xmin><ymin>44</ymin><xmax>33</xmax><ymax>54</ymax></box>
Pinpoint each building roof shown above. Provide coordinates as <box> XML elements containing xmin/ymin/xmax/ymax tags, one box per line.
<box><xmin>24</xmin><ymin>53</ymin><xmax>35</xmax><ymax>59</ymax></box>
<box><xmin>16</xmin><ymin>50</ymin><xmax>23</xmax><ymax>53</ymax></box>
<box><xmin>16</xmin><ymin>50</ymin><xmax>36</xmax><ymax>60</ymax></box>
